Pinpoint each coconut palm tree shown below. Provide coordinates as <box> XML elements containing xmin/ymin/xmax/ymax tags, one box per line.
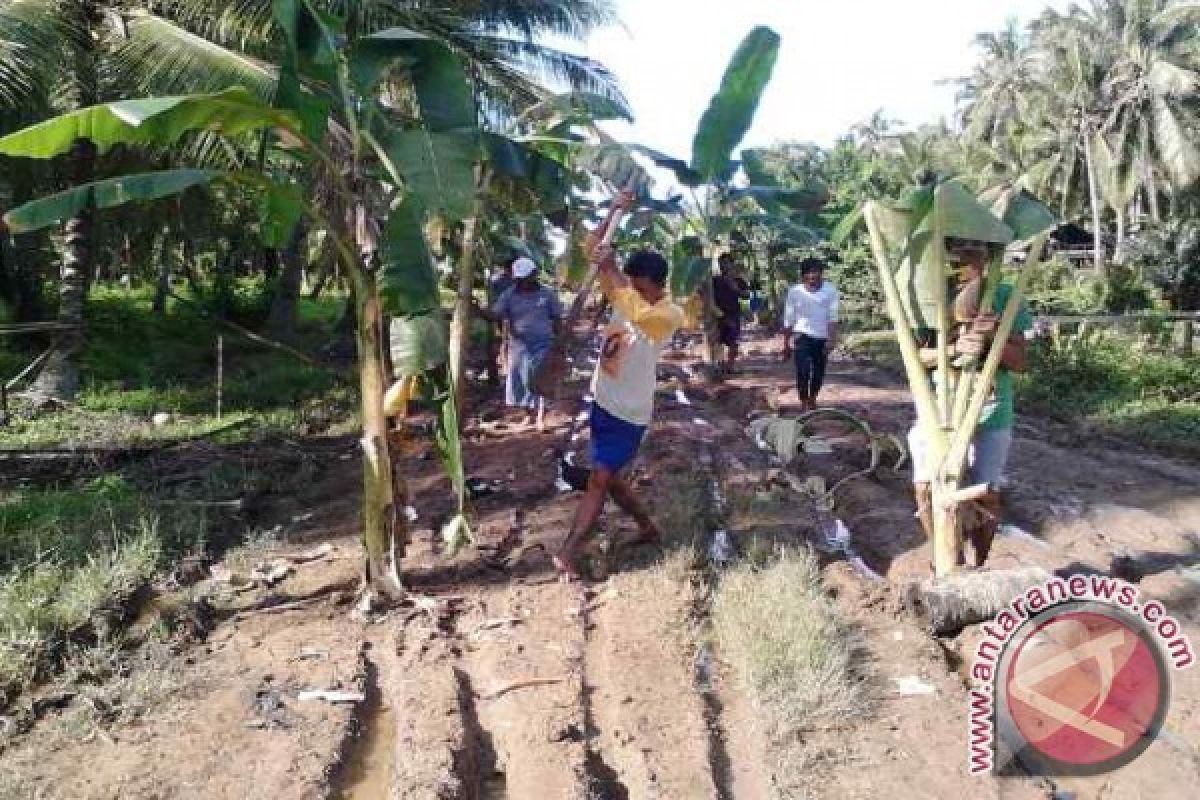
<box><xmin>956</xmin><ymin>18</ymin><xmax>1040</xmax><ymax>145</ymax></box>
<box><xmin>1041</xmin><ymin>0</ymin><xmax>1200</xmax><ymax>223</ymax></box>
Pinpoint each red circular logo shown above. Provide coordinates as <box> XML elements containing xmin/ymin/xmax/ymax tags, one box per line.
<box><xmin>998</xmin><ymin>605</ymin><xmax>1169</xmax><ymax>775</ymax></box>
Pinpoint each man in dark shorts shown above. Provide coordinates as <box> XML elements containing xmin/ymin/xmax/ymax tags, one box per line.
<box><xmin>713</xmin><ymin>253</ymin><xmax>749</xmax><ymax>373</ymax></box>
<box><xmin>554</xmin><ymin>196</ymin><xmax>685</xmax><ymax>581</ymax></box>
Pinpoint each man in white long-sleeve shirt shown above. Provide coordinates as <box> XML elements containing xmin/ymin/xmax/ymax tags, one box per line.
<box><xmin>782</xmin><ymin>258</ymin><xmax>839</xmax><ymax>410</ymax></box>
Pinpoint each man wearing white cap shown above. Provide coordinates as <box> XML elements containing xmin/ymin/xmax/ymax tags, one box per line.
<box><xmin>476</xmin><ymin>256</ymin><xmax>562</xmax><ymax>426</ymax></box>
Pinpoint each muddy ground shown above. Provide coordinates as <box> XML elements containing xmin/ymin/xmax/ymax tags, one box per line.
<box><xmin>2</xmin><ymin>328</ymin><xmax>1198</xmax><ymax>799</ymax></box>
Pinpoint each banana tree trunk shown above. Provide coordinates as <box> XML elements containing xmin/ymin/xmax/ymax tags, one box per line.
<box><xmin>346</xmin><ymin>258</ymin><xmax>406</xmax><ymax>602</ymax></box>
<box><xmin>1144</xmin><ymin>170</ymin><xmax>1161</xmax><ymax>225</ymax></box>
<box><xmin>448</xmin><ymin>168</ymin><xmax>490</xmax><ymax>417</ymax></box>
<box><xmin>1082</xmin><ymin>128</ymin><xmax>1106</xmax><ymax>275</ymax></box>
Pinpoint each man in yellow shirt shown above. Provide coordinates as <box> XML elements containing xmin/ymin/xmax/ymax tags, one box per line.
<box><xmin>554</xmin><ymin>215</ymin><xmax>685</xmax><ymax>581</ymax></box>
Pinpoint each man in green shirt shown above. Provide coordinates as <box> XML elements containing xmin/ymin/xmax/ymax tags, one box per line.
<box><xmin>910</xmin><ymin>239</ymin><xmax>1031</xmax><ymax>569</ymax></box>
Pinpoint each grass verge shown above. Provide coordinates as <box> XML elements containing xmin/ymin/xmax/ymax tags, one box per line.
<box><xmin>843</xmin><ymin>329</ymin><xmax>1200</xmax><ymax>459</ymax></box>
<box><xmin>0</xmin><ymin>477</ymin><xmax>209</xmax><ymax>707</ymax></box>
<box><xmin>713</xmin><ymin>547</ymin><xmax>868</xmax><ymax>794</ymax></box>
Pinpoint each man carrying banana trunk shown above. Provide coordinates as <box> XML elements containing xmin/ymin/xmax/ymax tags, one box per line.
<box><xmin>908</xmin><ymin>238</ymin><xmax>1032</xmax><ymax>570</ymax></box>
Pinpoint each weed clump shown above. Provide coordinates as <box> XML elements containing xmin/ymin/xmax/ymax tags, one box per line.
<box><xmin>714</xmin><ymin>547</ymin><xmax>868</xmax><ymax>792</ymax></box>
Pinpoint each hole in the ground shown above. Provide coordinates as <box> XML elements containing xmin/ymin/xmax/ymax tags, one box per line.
<box><xmin>455</xmin><ymin>668</ymin><xmax>503</xmax><ymax>800</ymax></box>
<box><xmin>583</xmin><ymin>748</ymin><xmax>630</xmax><ymax>800</ymax></box>
<box><xmin>332</xmin><ymin>645</ymin><xmax>395</xmax><ymax>800</ymax></box>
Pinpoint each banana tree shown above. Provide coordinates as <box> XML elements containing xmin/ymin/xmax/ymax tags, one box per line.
<box><xmin>0</xmin><ymin>1</ymin><xmax>481</xmax><ymax>604</ymax></box>
<box><xmin>628</xmin><ymin>27</ymin><xmax>827</xmax><ymax>366</ymax></box>
<box><xmin>860</xmin><ymin>179</ymin><xmax>1054</xmax><ymax>576</ymax></box>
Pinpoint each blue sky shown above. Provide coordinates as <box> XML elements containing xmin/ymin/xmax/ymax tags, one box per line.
<box><xmin>576</xmin><ymin>0</ymin><xmax>1068</xmax><ymax>156</ymax></box>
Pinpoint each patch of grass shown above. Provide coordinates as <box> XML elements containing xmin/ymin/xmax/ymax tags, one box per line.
<box><xmin>714</xmin><ymin>547</ymin><xmax>868</xmax><ymax>794</ymax></box>
<box><xmin>844</xmin><ymin>329</ymin><xmax>1200</xmax><ymax>458</ymax></box>
<box><xmin>842</xmin><ymin>330</ymin><xmax>902</xmax><ymax>372</ymax></box>
<box><xmin>1</xmin><ymin>287</ymin><xmax>354</xmax><ymax>449</ymax></box>
<box><xmin>1018</xmin><ymin>331</ymin><xmax>1200</xmax><ymax>457</ymax></box>
<box><xmin>0</xmin><ymin>478</ymin><xmax>208</xmax><ymax>705</ymax></box>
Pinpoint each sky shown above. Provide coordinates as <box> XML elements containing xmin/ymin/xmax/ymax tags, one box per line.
<box><xmin>576</xmin><ymin>0</ymin><xmax>1069</xmax><ymax>158</ymax></box>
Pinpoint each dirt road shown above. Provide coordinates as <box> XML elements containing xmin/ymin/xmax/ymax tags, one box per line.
<box><xmin>4</xmin><ymin>329</ymin><xmax>1198</xmax><ymax>799</ymax></box>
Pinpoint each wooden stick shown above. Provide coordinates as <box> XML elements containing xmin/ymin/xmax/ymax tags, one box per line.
<box><xmin>931</xmin><ymin>192</ymin><xmax>952</xmax><ymax>428</ymax></box>
<box><xmin>216</xmin><ymin>335</ymin><xmax>224</xmax><ymax>421</ymax></box>
<box><xmin>167</xmin><ymin>291</ymin><xmax>325</xmax><ymax>370</ymax></box>
<box><xmin>5</xmin><ymin>339</ymin><xmax>59</xmax><ymax>391</ymax></box>
<box><xmin>863</xmin><ymin>203</ymin><xmax>945</xmax><ymax>452</ymax></box>
<box><xmin>558</xmin><ymin>183</ymin><xmax>635</xmax><ymax>334</ymax></box>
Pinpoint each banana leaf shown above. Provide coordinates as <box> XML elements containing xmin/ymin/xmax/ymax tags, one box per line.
<box><xmin>691</xmin><ymin>26</ymin><xmax>781</xmax><ymax>182</ymax></box>
<box><xmin>271</xmin><ymin>0</ymin><xmax>336</xmax><ymax>139</ymax></box>
<box><xmin>2</xmin><ymin>169</ymin><xmax>221</xmax><ymax>234</ymax></box>
<box><xmin>272</xmin><ymin>0</ymin><xmax>338</xmax><ymax>81</ymax></box>
<box><xmin>629</xmin><ymin>144</ymin><xmax>702</xmax><ymax>188</ymax></box>
<box><xmin>351</xmin><ymin>27</ymin><xmax>475</xmax><ymax>132</ymax></box>
<box><xmin>387</xmin><ymin>127</ymin><xmax>480</xmax><ymax>220</ymax></box>
<box><xmin>484</xmin><ymin>133</ymin><xmax>571</xmax><ymax>212</ymax></box>
<box><xmin>576</xmin><ymin>141</ymin><xmax>655</xmax><ymax>194</ymax></box>
<box><xmin>890</xmin><ymin>180</ymin><xmax>1015</xmax><ymax>330</ymax></box>
<box><xmin>0</xmin><ymin>88</ymin><xmax>297</xmax><ymax>160</ymax></box>
<box><xmin>257</xmin><ymin>180</ymin><xmax>305</xmax><ymax>248</ymax></box>
<box><xmin>831</xmin><ymin>206</ymin><xmax>865</xmax><ymax>246</ymax></box>
<box><xmin>380</xmin><ymin>199</ymin><xmax>441</xmax><ymax>316</ymax></box>
<box><xmin>424</xmin><ymin>367</ymin><xmax>471</xmax><ymax>552</ymax></box>
<box><xmin>671</xmin><ymin>254</ymin><xmax>710</xmax><ymax>299</ymax></box>
<box><xmin>727</xmin><ymin>184</ymin><xmax>829</xmax><ymax>212</ymax></box>
<box><xmin>978</xmin><ymin>185</ymin><xmax>1057</xmax><ymax>243</ymax></box>
<box><xmin>389</xmin><ymin>310</ymin><xmax>449</xmax><ymax>377</ymax></box>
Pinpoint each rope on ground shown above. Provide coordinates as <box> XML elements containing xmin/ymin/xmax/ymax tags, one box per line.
<box><xmin>747</xmin><ymin>409</ymin><xmax>908</xmax><ymax>512</ymax></box>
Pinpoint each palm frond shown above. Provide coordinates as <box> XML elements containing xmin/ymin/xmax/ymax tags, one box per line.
<box><xmin>110</xmin><ymin>10</ymin><xmax>277</xmax><ymax>98</ymax></box>
<box><xmin>0</xmin><ymin>0</ymin><xmax>77</xmax><ymax>107</ymax></box>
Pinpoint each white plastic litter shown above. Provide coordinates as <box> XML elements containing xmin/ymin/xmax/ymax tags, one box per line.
<box><xmin>674</xmin><ymin>389</ymin><xmax>692</xmax><ymax>407</ymax></box>
<box><xmin>802</xmin><ymin>437</ymin><xmax>834</xmax><ymax>455</ymax></box>
<box><xmin>403</xmin><ymin>506</ymin><xmax>419</xmax><ymax>523</ymax></box>
<box><xmin>893</xmin><ymin>676</ymin><xmax>936</xmax><ymax>696</ymax></box>
<box><xmin>708</xmin><ymin>530</ymin><xmax>735</xmax><ymax>567</ymax></box>
<box><xmin>693</xmin><ymin>417</ymin><xmax>711</xmax><ymax>427</ymax></box>
<box><xmin>999</xmin><ymin>524</ymin><xmax>1050</xmax><ymax>548</ymax></box>
<box><xmin>850</xmin><ymin>556</ymin><xmax>883</xmax><ymax>582</ymax></box>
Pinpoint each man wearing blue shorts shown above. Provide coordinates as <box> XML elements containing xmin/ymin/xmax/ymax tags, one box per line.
<box><xmin>554</xmin><ymin>211</ymin><xmax>684</xmax><ymax>581</ymax></box>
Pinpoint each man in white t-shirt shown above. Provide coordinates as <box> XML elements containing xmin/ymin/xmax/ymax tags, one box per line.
<box><xmin>781</xmin><ymin>258</ymin><xmax>839</xmax><ymax>411</ymax></box>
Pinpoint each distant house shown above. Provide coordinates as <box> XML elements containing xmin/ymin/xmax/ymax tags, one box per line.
<box><xmin>1048</xmin><ymin>223</ymin><xmax>1107</xmax><ymax>267</ymax></box>
<box><xmin>1006</xmin><ymin>222</ymin><xmax>1106</xmax><ymax>267</ymax></box>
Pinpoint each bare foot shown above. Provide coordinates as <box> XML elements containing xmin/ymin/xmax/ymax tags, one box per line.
<box><xmin>553</xmin><ymin>553</ymin><xmax>582</xmax><ymax>583</ymax></box>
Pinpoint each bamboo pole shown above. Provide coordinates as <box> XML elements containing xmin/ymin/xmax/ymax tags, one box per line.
<box><xmin>863</xmin><ymin>203</ymin><xmax>945</xmax><ymax>450</ymax></box>
<box><xmin>931</xmin><ymin>193</ymin><xmax>952</xmax><ymax>428</ymax></box>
